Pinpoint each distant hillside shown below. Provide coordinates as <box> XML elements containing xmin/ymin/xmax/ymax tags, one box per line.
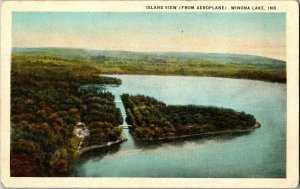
<box><xmin>12</xmin><ymin>47</ymin><xmax>286</xmax><ymax>83</ymax></box>
<box><xmin>13</xmin><ymin>47</ymin><xmax>92</xmax><ymax>59</ymax></box>
<box><xmin>13</xmin><ymin>47</ymin><xmax>285</xmax><ymax>65</ymax></box>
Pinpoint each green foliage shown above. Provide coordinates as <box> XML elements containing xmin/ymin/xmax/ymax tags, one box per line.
<box><xmin>121</xmin><ymin>94</ymin><xmax>257</xmax><ymax>140</ymax></box>
<box><xmin>83</xmin><ymin>122</ymin><xmax>122</xmax><ymax>146</ymax></box>
<box><xmin>10</xmin><ymin>54</ymin><xmax>122</xmax><ymax>176</ymax></box>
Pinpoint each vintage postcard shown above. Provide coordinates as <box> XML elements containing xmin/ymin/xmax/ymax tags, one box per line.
<box><xmin>0</xmin><ymin>0</ymin><xmax>299</xmax><ymax>188</ymax></box>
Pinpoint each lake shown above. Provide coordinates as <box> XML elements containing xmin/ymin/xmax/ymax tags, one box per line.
<box><xmin>74</xmin><ymin>75</ymin><xmax>286</xmax><ymax>178</ymax></box>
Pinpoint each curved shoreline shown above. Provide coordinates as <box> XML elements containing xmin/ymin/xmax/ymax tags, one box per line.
<box><xmin>134</xmin><ymin>122</ymin><xmax>261</xmax><ymax>142</ymax></box>
<box><xmin>75</xmin><ymin>123</ymin><xmax>260</xmax><ymax>155</ymax></box>
<box><xmin>76</xmin><ymin>136</ymin><xmax>127</xmax><ymax>156</ymax></box>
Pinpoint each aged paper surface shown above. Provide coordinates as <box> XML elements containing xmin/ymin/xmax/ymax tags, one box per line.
<box><xmin>0</xmin><ymin>0</ymin><xmax>299</xmax><ymax>188</ymax></box>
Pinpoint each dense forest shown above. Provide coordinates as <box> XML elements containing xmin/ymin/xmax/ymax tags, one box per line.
<box><xmin>10</xmin><ymin>49</ymin><xmax>266</xmax><ymax>176</ymax></box>
<box><xmin>121</xmin><ymin>94</ymin><xmax>257</xmax><ymax>140</ymax></box>
<box><xmin>10</xmin><ymin>54</ymin><xmax>123</xmax><ymax>176</ymax></box>
<box><xmin>13</xmin><ymin>48</ymin><xmax>286</xmax><ymax>83</ymax></box>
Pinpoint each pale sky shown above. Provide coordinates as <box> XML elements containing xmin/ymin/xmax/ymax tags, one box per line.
<box><xmin>13</xmin><ymin>12</ymin><xmax>286</xmax><ymax>60</ymax></box>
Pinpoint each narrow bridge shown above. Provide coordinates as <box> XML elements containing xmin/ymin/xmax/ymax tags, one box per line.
<box><xmin>119</xmin><ymin>124</ymin><xmax>132</xmax><ymax>129</ymax></box>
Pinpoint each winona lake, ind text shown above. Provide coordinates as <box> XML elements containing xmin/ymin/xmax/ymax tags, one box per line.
<box><xmin>146</xmin><ymin>6</ymin><xmax>277</xmax><ymax>10</ymax></box>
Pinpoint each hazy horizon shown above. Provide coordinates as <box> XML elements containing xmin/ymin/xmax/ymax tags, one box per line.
<box><xmin>13</xmin><ymin>12</ymin><xmax>286</xmax><ymax>61</ymax></box>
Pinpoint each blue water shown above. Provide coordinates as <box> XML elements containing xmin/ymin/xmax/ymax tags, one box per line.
<box><xmin>75</xmin><ymin>75</ymin><xmax>286</xmax><ymax>178</ymax></box>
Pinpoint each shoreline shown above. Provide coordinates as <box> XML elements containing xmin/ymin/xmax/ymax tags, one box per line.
<box><xmin>102</xmin><ymin>73</ymin><xmax>286</xmax><ymax>84</ymax></box>
<box><xmin>75</xmin><ymin>122</ymin><xmax>261</xmax><ymax>154</ymax></box>
<box><xmin>134</xmin><ymin>122</ymin><xmax>261</xmax><ymax>142</ymax></box>
<box><xmin>75</xmin><ymin>136</ymin><xmax>127</xmax><ymax>156</ymax></box>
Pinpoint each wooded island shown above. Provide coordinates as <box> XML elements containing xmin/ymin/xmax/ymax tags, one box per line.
<box><xmin>121</xmin><ymin>94</ymin><xmax>260</xmax><ymax>141</ymax></box>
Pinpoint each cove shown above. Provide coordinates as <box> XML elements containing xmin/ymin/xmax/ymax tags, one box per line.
<box><xmin>74</xmin><ymin>75</ymin><xmax>286</xmax><ymax>178</ymax></box>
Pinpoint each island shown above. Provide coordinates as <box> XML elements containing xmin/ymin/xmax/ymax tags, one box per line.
<box><xmin>121</xmin><ymin>94</ymin><xmax>260</xmax><ymax>141</ymax></box>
